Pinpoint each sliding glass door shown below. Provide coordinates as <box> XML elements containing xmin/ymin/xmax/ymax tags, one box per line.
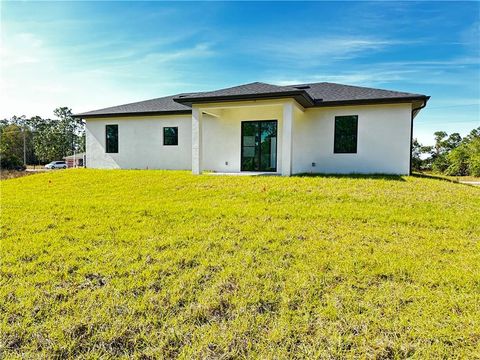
<box><xmin>241</xmin><ymin>120</ymin><xmax>277</xmax><ymax>172</ymax></box>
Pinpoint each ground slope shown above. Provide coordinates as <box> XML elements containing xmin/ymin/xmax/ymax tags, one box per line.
<box><xmin>1</xmin><ymin>170</ymin><xmax>479</xmax><ymax>358</ymax></box>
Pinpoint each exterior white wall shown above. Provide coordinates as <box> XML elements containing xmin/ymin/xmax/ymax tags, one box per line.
<box><xmin>293</xmin><ymin>103</ymin><xmax>412</xmax><ymax>174</ymax></box>
<box><xmin>85</xmin><ymin>102</ymin><xmax>413</xmax><ymax>175</ymax></box>
<box><xmin>85</xmin><ymin>115</ymin><xmax>192</xmax><ymax>169</ymax></box>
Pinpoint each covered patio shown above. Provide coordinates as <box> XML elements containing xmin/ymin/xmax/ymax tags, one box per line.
<box><xmin>190</xmin><ymin>99</ymin><xmax>304</xmax><ymax>176</ymax></box>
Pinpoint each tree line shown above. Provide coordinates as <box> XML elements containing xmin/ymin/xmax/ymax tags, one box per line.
<box><xmin>0</xmin><ymin>107</ymin><xmax>85</xmax><ymax>169</ymax></box>
<box><xmin>412</xmin><ymin>126</ymin><xmax>480</xmax><ymax>176</ymax></box>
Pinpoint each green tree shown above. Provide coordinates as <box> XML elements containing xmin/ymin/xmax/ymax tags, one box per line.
<box><xmin>31</xmin><ymin>108</ymin><xmax>85</xmax><ymax>163</ymax></box>
<box><xmin>431</xmin><ymin>131</ymin><xmax>463</xmax><ymax>173</ymax></box>
<box><xmin>467</xmin><ymin>137</ymin><xmax>480</xmax><ymax>176</ymax></box>
<box><xmin>444</xmin><ymin>132</ymin><xmax>462</xmax><ymax>150</ymax></box>
<box><xmin>0</xmin><ymin>117</ymin><xmax>35</xmax><ymax>168</ymax></box>
<box><xmin>0</xmin><ymin>124</ymin><xmax>24</xmax><ymax>169</ymax></box>
<box><xmin>444</xmin><ymin>127</ymin><xmax>480</xmax><ymax>176</ymax></box>
<box><xmin>445</xmin><ymin>145</ymin><xmax>469</xmax><ymax>176</ymax></box>
<box><xmin>54</xmin><ymin>107</ymin><xmax>85</xmax><ymax>155</ymax></box>
<box><xmin>433</xmin><ymin>131</ymin><xmax>448</xmax><ymax>156</ymax></box>
<box><xmin>411</xmin><ymin>138</ymin><xmax>432</xmax><ymax>171</ymax></box>
<box><xmin>431</xmin><ymin>131</ymin><xmax>449</xmax><ymax>173</ymax></box>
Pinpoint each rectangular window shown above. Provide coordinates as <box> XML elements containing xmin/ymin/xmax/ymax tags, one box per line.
<box><xmin>105</xmin><ymin>124</ymin><xmax>118</xmax><ymax>153</ymax></box>
<box><xmin>334</xmin><ymin>115</ymin><xmax>358</xmax><ymax>153</ymax></box>
<box><xmin>164</xmin><ymin>127</ymin><xmax>178</xmax><ymax>145</ymax></box>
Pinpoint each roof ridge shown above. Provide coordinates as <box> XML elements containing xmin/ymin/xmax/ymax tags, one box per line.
<box><xmin>195</xmin><ymin>81</ymin><xmax>291</xmax><ymax>92</ymax></box>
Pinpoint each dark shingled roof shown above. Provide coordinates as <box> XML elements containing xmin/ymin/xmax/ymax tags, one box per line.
<box><xmin>173</xmin><ymin>82</ymin><xmax>315</xmax><ymax>107</ymax></box>
<box><xmin>177</xmin><ymin>82</ymin><xmax>303</xmax><ymax>98</ymax></box>
<box><xmin>74</xmin><ymin>81</ymin><xmax>428</xmax><ymax>118</ymax></box>
<box><xmin>75</xmin><ymin>95</ymin><xmax>191</xmax><ymax>117</ymax></box>
<box><xmin>297</xmin><ymin>82</ymin><xmax>426</xmax><ymax>103</ymax></box>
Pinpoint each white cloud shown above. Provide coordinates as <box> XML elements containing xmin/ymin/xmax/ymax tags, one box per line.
<box><xmin>255</xmin><ymin>36</ymin><xmax>413</xmax><ymax>66</ymax></box>
<box><xmin>271</xmin><ymin>69</ymin><xmax>418</xmax><ymax>88</ymax></box>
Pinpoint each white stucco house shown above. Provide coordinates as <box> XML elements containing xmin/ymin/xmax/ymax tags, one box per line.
<box><xmin>74</xmin><ymin>82</ymin><xmax>429</xmax><ymax>176</ymax></box>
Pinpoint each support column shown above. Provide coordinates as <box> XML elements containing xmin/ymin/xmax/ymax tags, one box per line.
<box><xmin>281</xmin><ymin>102</ymin><xmax>294</xmax><ymax>176</ymax></box>
<box><xmin>192</xmin><ymin>106</ymin><xmax>203</xmax><ymax>175</ymax></box>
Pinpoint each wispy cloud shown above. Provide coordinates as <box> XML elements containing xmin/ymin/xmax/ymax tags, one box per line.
<box><xmin>273</xmin><ymin>69</ymin><xmax>417</xmax><ymax>87</ymax></box>
<box><xmin>254</xmin><ymin>36</ymin><xmax>417</xmax><ymax>66</ymax></box>
<box><xmin>269</xmin><ymin>55</ymin><xmax>479</xmax><ymax>89</ymax></box>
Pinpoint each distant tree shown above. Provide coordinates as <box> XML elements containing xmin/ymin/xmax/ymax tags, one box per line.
<box><xmin>0</xmin><ymin>124</ymin><xmax>24</xmax><ymax>169</ymax></box>
<box><xmin>1</xmin><ymin>124</ymin><xmax>22</xmax><ymax>156</ymax></box>
<box><xmin>431</xmin><ymin>132</ymin><xmax>449</xmax><ymax>173</ymax></box>
<box><xmin>0</xmin><ymin>118</ymin><xmax>35</xmax><ymax>168</ymax></box>
<box><xmin>0</xmin><ymin>108</ymin><xmax>85</xmax><ymax>167</ymax></box>
<box><xmin>443</xmin><ymin>127</ymin><xmax>480</xmax><ymax>176</ymax></box>
<box><xmin>468</xmin><ymin>137</ymin><xmax>480</xmax><ymax>176</ymax></box>
<box><xmin>430</xmin><ymin>131</ymin><xmax>463</xmax><ymax>173</ymax></box>
<box><xmin>31</xmin><ymin>107</ymin><xmax>85</xmax><ymax>163</ymax></box>
<box><xmin>444</xmin><ymin>132</ymin><xmax>462</xmax><ymax>150</ymax></box>
<box><xmin>0</xmin><ymin>119</ymin><xmax>9</xmax><ymax>128</ymax></box>
<box><xmin>54</xmin><ymin>107</ymin><xmax>85</xmax><ymax>155</ymax></box>
<box><xmin>31</xmin><ymin>118</ymin><xmax>63</xmax><ymax>163</ymax></box>
<box><xmin>463</xmin><ymin>127</ymin><xmax>480</xmax><ymax>143</ymax></box>
<box><xmin>463</xmin><ymin>128</ymin><xmax>480</xmax><ymax>177</ymax></box>
<box><xmin>445</xmin><ymin>144</ymin><xmax>469</xmax><ymax>176</ymax></box>
<box><xmin>433</xmin><ymin>131</ymin><xmax>448</xmax><ymax>156</ymax></box>
<box><xmin>411</xmin><ymin>138</ymin><xmax>432</xmax><ymax>171</ymax></box>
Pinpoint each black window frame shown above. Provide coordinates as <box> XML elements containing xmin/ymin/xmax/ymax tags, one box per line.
<box><xmin>334</xmin><ymin>115</ymin><xmax>358</xmax><ymax>154</ymax></box>
<box><xmin>163</xmin><ymin>126</ymin><xmax>178</xmax><ymax>146</ymax></box>
<box><xmin>105</xmin><ymin>124</ymin><xmax>118</xmax><ymax>153</ymax></box>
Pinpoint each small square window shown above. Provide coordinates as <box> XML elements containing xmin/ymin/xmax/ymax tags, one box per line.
<box><xmin>163</xmin><ymin>127</ymin><xmax>178</xmax><ymax>146</ymax></box>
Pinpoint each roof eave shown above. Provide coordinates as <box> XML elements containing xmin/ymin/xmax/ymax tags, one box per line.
<box><xmin>313</xmin><ymin>96</ymin><xmax>430</xmax><ymax>107</ymax></box>
<box><xmin>74</xmin><ymin>95</ymin><xmax>430</xmax><ymax>119</ymax></box>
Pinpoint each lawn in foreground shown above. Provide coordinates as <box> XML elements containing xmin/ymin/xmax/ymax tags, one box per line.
<box><xmin>1</xmin><ymin>170</ymin><xmax>479</xmax><ymax>358</ymax></box>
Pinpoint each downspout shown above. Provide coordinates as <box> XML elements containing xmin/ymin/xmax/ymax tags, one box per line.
<box><xmin>409</xmin><ymin>99</ymin><xmax>428</xmax><ymax>175</ymax></box>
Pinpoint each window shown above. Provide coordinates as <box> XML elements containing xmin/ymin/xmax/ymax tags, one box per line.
<box><xmin>334</xmin><ymin>115</ymin><xmax>358</xmax><ymax>153</ymax></box>
<box><xmin>164</xmin><ymin>127</ymin><xmax>178</xmax><ymax>145</ymax></box>
<box><xmin>106</xmin><ymin>124</ymin><xmax>118</xmax><ymax>153</ymax></box>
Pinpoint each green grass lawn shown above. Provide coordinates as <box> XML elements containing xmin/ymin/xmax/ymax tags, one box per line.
<box><xmin>1</xmin><ymin>170</ymin><xmax>479</xmax><ymax>359</ymax></box>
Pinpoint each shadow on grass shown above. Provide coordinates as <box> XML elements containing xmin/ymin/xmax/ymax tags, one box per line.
<box><xmin>293</xmin><ymin>173</ymin><xmax>406</xmax><ymax>181</ymax></box>
<box><xmin>412</xmin><ymin>172</ymin><xmax>479</xmax><ymax>187</ymax></box>
<box><xmin>412</xmin><ymin>172</ymin><xmax>456</xmax><ymax>183</ymax></box>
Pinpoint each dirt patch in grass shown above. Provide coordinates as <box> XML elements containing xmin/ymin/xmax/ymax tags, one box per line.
<box><xmin>0</xmin><ymin>170</ymin><xmax>37</xmax><ymax>180</ymax></box>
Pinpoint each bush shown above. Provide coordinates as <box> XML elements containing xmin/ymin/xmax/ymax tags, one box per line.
<box><xmin>0</xmin><ymin>153</ymin><xmax>25</xmax><ymax>170</ymax></box>
<box><xmin>469</xmin><ymin>154</ymin><xmax>480</xmax><ymax>176</ymax></box>
<box><xmin>431</xmin><ymin>154</ymin><xmax>450</xmax><ymax>174</ymax></box>
<box><xmin>467</xmin><ymin>138</ymin><xmax>480</xmax><ymax>176</ymax></box>
<box><xmin>445</xmin><ymin>145</ymin><xmax>469</xmax><ymax>176</ymax></box>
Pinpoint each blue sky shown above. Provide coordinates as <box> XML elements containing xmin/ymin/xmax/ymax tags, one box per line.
<box><xmin>1</xmin><ymin>1</ymin><xmax>479</xmax><ymax>145</ymax></box>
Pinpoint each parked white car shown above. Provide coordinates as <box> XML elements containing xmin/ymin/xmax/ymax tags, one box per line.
<box><xmin>45</xmin><ymin>161</ymin><xmax>67</xmax><ymax>169</ymax></box>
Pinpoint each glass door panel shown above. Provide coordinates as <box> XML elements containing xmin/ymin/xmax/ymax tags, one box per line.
<box><xmin>241</xmin><ymin>121</ymin><xmax>259</xmax><ymax>171</ymax></box>
<box><xmin>260</xmin><ymin>121</ymin><xmax>277</xmax><ymax>172</ymax></box>
<box><xmin>241</xmin><ymin>120</ymin><xmax>277</xmax><ymax>172</ymax></box>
